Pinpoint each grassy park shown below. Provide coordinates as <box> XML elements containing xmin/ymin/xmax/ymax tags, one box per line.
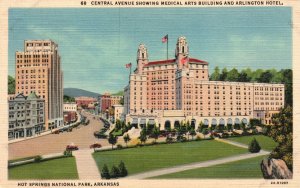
<box><xmin>93</xmin><ymin>140</ymin><xmax>248</xmax><ymax>175</ymax></box>
<box><xmin>153</xmin><ymin>155</ymin><xmax>267</xmax><ymax>179</ymax></box>
<box><xmin>9</xmin><ymin>157</ymin><xmax>78</xmax><ymax>180</ymax></box>
<box><xmin>225</xmin><ymin>135</ymin><xmax>277</xmax><ymax>151</ymax></box>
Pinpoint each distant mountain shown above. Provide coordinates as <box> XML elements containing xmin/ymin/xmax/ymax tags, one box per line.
<box><xmin>64</xmin><ymin>88</ymin><xmax>100</xmax><ymax>98</ymax></box>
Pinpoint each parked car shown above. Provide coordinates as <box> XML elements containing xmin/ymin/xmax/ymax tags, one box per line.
<box><xmin>90</xmin><ymin>143</ymin><xmax>102</xmax><ymax>149</ymax></box>
<box><xmin>52</xmin><ymin>130</ymin><xmax>60</xmax><ymax>134</ymax></box>
<box><xmin>66</xmin><ymin>144</ymin><xmax>79</xmax><ymax>150</ymax></box>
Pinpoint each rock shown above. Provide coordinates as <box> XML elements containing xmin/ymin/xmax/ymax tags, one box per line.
<box><xmin>261</xmin><ymin>158</ymin><xmax>293</xmax><ymax>179</ymax></box>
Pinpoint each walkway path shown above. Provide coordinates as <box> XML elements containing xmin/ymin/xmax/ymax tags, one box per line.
<box><xmin>214</xmin><ymin>137</ymin><xmax>249</xmax><ymax>149</ymax></box>
<box><xmin>127</xmin><ymin>138</ymin><xmax>270</xmax><ymax>179</ymax></box>
<box><xmin>127</xmin><ymin>150</ymin><xmax>269</xmax><ymax>179</ymax></box>
<box><xmin>73</xmin><ymin>149</ymin><xmax>101</xmax><ymax>180</ymax></box>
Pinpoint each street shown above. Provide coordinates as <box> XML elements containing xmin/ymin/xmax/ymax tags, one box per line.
<box><xmin>8</xmin><ymin>111</ymin><xmax>109</xmax><ymax>160</ymax></box>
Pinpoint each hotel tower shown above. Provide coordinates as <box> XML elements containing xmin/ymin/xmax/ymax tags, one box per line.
<box><xmin>124</xmin><ymin>36</ymin><xmax>285</xmax><ymax>129</ymax></box>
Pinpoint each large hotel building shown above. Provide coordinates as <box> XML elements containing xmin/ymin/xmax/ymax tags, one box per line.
<box><xmin>124</xmin><ymin>36</ymin><xmax>285</xmax><ymax>129</ymax></box>
<box><xmin>15</xmin><ymin>40</ymin><xmax>63</xmax><ymax>130</ymax></box>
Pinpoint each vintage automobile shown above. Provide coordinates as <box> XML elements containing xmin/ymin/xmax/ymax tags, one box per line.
<box><xmin>66</xmin><ymin>144</ymin><xmax>79</xmax><ymax>150</ymax></box>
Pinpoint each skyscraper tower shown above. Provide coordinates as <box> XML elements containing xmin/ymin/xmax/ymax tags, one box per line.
<box><xmin>15</xmin><ymin>40</ymin><xmax>63</xmax><ymax>130</ymax></box>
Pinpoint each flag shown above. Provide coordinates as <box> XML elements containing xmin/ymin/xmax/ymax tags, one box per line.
<box><xmin>126</xmin><ymin>63</ymin><xmax>132</xmax><ymax>68</ymax></box>
<box><xmin>162</xmin><ymin>34</ymin><xmax>168</xmax><ymax>43</ymax></box>
<box><xmin>181</xmin><ymin>57</ymin><xmax>188</xmax><ymax>65</ymax></box>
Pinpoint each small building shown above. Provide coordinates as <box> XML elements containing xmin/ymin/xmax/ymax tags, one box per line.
<box><xmin>64</xmin><ymin>111</ymin><xmax>77</xmax><ymax>124</ymax></box>
<box><xmin>63</xmin><ymin>102</ymin><xmax>77</xmax><ymax>112</ymax></box>
<box><xmin>75</xmin><ymin>96</ymin><xmax>97</xmax><ymax>109</ymax></box>
<box><xmin>8</xmin><ymin>92</ymin><xmax>45</xmax><ymax>140</ymax></box>
<box><xmin>100</xmin><ymin>92</ymin><xmax>123</xmax><ymax>113</ymax></box>
<box><xmin>113</xmin><ymin>104</ymin><xmax>124</xmax><ymax>122</ymax></box>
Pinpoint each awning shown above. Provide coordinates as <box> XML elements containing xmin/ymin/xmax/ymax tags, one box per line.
<box><xmin>132</xmin><ymin>118</ymin><xmax>138</xmax><ymax>124</ymax></box>
<box><xmin>140</xmin><ymin>119</ymin><xmax>146</xmax><ymax>124</ymax></box>
<box><xmin>148</xmin><ymin>119</ymin><xmax>155</xmax><ymax>125</ymax></box>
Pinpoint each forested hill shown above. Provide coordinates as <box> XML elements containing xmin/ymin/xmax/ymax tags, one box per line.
<box><xmin>209</xmin><ymin>67</ymin><xmax>292</xmax><ymax>107</ymax></box>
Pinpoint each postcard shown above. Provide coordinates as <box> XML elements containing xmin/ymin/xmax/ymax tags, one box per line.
<box><xmin>0</xmin><ymin>0</ymin><xmax>299</xmax><ymax>188</ymax></box>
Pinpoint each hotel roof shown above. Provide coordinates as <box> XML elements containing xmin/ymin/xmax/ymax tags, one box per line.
<box><xmin>144</xmin><ymin>57</ymin><xmax>208</xmax><ymax>67</ymax></box>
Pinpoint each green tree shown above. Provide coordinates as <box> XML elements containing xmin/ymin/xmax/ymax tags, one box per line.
<box><xmin>115</xmin><ymin>119</ymin><xmax>121</xmax><ymax>130</ymax></box>
<box><xmin>8</xmin><ymin>75</ymin><xmax>15</xmax><ymax>94</ymax></box>
<box><xmin>248</xmin><ymin>138</ymin><xmax>261</xmax><ymax>153</ymax></box>
<box><xmin>139</xmin><ymin>128</ymin><xmax>147</xmax><ymax>144</ymax></box>
<box><xmin>110</xmin><ymin>165</ymin><xmax>120</xmax><ymax>179</ymax></box>
<box><xmin>226</xmin><ymin>68</ymin><xmax>239</xmax><ymax>81</ymax></box>
<box><xmin>268</xmin><ymin>106</ymin><xmax>293</xmax><ymax>171</ymax></box>
<box><xmin>123</xmin><ymin>134</ymin><xmax>131</xmax><ymax>147</ymax></box>
<box><xmin>108</xmin><ymin>134</ymin><xmax>118</xmax><ymax>149</ymax></box>
<box><xmin>219</xmin><ymin>68</ymin><xmax>228</xmax><ymax>81</ymax></box>
<box><xmin>189</xmin><ymin>129</ymin><xmax>196</xmax><ymax>140</ymax></box>
<box><xmin>118</xmin><ymin>161</ymin><xmax>128</xmax><ymax>177</ymax></box>
<box><xmin>238</xmin><ymin>72</ymin><xmax>251</xmax><ymax>82</ymax></box>
<box><xmin>197</xmin><ymin>121</ymin><xmax>204</xmax><ymax>132</ymax></box>
<box><xmin>166</xmin><ymin>136</ymin><xmax>173</xmax><ymax>144</ymax></box>
<box><xmin>210</xmin><ymin>66</ymin><xmax>220</xmax><ymax>81</ymax></box>
<box><xmin>152</xmin><ymin>126</ymin><xmax>160</xmax><ymax>143</ymax></box>
<box><xmin>281</xmin><ymin>69</ymin><xmax>292</xmax><ymax>107</ymax></box>
<box><xmin>257</xmin><ymin>70</ymin><xmax>273</xmax><ymax>83</ymax></box>
<box><xmin>63</xmin><ymin>95</ymin><xmax>75</xmax><ymax>103</ymax></box>
<box><xmin>101</xmin><ymin>164</ymin><xmax>110</xmax><ymax>179</ymax></box>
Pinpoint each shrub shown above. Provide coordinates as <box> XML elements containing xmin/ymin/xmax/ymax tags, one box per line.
<box><xmin>101</xmin><ymin>164</ymin><xmax>110</xmax><ymax>179</ymax></box>
<box><xmin>110</xmin><ymin>165</ymin><xmax>120</xmax><ymax>179</ymax></box>
<box><xmin>116</xmin><ymin>144</ymin><xmax>123</xmax><ymax>149</ymax></box>
<box><xmin>248</xmin><ymin>138</ymin><xmax>261</xmax><ymax>153</ymax></box>
<box><xmin>195</xmin><ymin>136</ymin><xmax>202</xmax><ymax>141</ymax></box>
<box><xmin>34</xmin><ymin>155</ymin><xmax>42</xmax><ymax>163</ymax></box>
<box><xmin>63</xmin><ymin>150</ymin><xmax>72</xmax><ymax>157</ymax></box>
<box><xmin>166</xmin><ymin>136</ymin><xmax>173</xmax><ymax>144</ymax></box>
<box><xmin>222</xmin><ymin>132</ymin><xmax>229</xmax><ymax>138</ymax></box>
<box><xmin>118</xmin><ymin>161</ymin><xmax>128</xmax><ymax>177</ymax></box>
<box><xmin>202</xmin><ymin>128</ymin><xmax>209</xmax><ymax>135</ymax></box>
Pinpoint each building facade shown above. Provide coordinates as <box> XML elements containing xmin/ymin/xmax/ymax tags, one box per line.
<box><xmin>63</xmin><ymin>102</ymin><xmax>77</xmax><ymax>112</ymax></box>
<box><xmin>15</xmin><ymin>40</ymin><xmax>63</xmax><ymax>130</ymax></box>
<box><xmin>113</xmin><ymin>104</ymin><xmax>125</xmax><ymax>122</ymax></box>
<box><xmin>124</xmin><ymin>36</ymin><xmax>285</xmax><ymax>130</ymax></box>
<box><xmin>75</xmin><ymin>96</ymin><xmax>97</xmax><ymax>109</ymax></box>
<box><xmin>100</xmin><ymin>93</ymin><xmax>123</xmax><ymax>113</ymax></box>
<box><xmin>8</xmin><ymin>93</ymin><xmax>45</xmax><ymax>140</ymax></box>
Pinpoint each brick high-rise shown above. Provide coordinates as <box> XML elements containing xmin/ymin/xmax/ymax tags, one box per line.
<box><xmin>124</xmin><ymin>36</ymin><xmax>285</xmax><ymax>129</ymax></box>
<box><xmin>15</xmin><ymin>40</ymin><xmax>63</xmax><ymax>130</ymax></box>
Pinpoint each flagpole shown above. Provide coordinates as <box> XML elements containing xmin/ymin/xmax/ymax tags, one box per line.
<box><xmin>167</xmin><ymin>35</ymin><xmax>169</xmax><ymax>60</ymax></box>
<box><xmin>167</xmin><ymin>39</ymin><xmax>168</xmax><ymax>60</ymax></box>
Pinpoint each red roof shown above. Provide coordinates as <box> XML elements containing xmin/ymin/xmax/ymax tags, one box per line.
<box><xmin>144</xmin><ymin>59</ymin><xmax>176</xmax><ymax>67</ymax></box>
<box><xmin>189</xmin><ymin>58</ymin><xmax>208</xmax><ymax>64</ymax></box>
<box><xmin>144</xmin><ymin>57</ymin><xmax>208</xmax><ymax>67</ymax></box>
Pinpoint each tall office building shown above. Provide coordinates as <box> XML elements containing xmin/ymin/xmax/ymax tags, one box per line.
<box><xmin>15</xmin><ymin>40</ymin><xmax>63</xmax><ymax>130</ymax></box>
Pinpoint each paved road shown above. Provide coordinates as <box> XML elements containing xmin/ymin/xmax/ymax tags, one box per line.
<box><xmin>73</xmin><ymin>149</ymin><xmax>101</xmax><ymax>180</ymax></box>
<box><xmin>8</xmin><ymin>111</ymin><xmax>109</xmax><ymax>160</ymax></box>
<box><xmin>127</xmin><ymin>150</ymin><xmax>269</xmax><ymax>179</ymax></box>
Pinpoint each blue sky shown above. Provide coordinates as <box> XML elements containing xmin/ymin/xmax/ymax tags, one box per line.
<box><xmin>9</xmin><ymin>7</ymin><xmax>292</xmax><ymax>93</ymax></box>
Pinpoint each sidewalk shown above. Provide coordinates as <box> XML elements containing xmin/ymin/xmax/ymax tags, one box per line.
<box><xmin>73</xmin><ymin>149</ymin><xmax>101</xmax><ymax>180</ymax></box>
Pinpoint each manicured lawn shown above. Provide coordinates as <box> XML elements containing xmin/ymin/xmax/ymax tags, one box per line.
<box><xmin>225</xmin><ymin>135</ymin><xmax>277</xmax><ymax>151</ymax></box>
<box><xmin>152</xmin><ymin>155</ymin><xmax>267</xmax><ymax>179</ymax></box>
<box><xmin>93</xmin><ymin>140</ymin><xmax>248</xmax><ymax>175</ymax></box>
<box><xmin>112</xmin><ymin>129</ymin><xmax>123</xmax><ymax>136</ymax></box>
<box><xmin>9</xmin><ymin>157</ymin><xmax>78</xmax><ymax>180</ymax></box>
